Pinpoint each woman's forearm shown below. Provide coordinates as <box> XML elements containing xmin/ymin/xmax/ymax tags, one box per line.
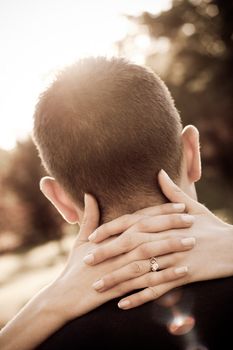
<box><xmin>0</xmin><ymin>282</ymin><xmax>66</xmax><ymax>350</ymax></box>
<box><xmin>221</xmin><ymin>224</ymin><xmax>233</xmax><ymax>276</ymax></box>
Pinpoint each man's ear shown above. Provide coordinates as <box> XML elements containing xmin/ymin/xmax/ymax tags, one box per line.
<box><xmin>40</xmin><ymin>177</ymin><xmax>80</xmax><ymax>224</ymax></box>
<box><xmin>181</xmin><ymin>125</ymin><xmax>202</xmax><ymax>183</ymax></box>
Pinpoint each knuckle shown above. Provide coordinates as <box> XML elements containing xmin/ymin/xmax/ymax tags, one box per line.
<box><xmin>174</xmin><ymin>214</ymin><xmax>182</xmax><ymax>224</ymax></box>
<box><xmin>115</xmin><ymin>282</ymin><xmax>129</xmax><ymax>296</ymax></box>
<box><xmin>166</xmin><ymin>238</ymin><xmax>180</xmax><ymax>251</ymax></box>
<box><xmin>114</xmin><ymin>285</ymin><xmax>124</xmax><ymax>295</ymax></box>
<box><xmin>148</xmin><ymin>286</ymin><xmax>160</xmax><ymax>299</ymax></box>
<box><xmin>136</xmin><ymin>218</ymin><xmax>148</xmax><ymax>232</ymax></box>
<box><xmin>158</xmin><ymin>204</ymin><xmax>168</xmax><ymax>214</ymax></box>
<box><xmin>145</xmin><ymin>274</ymin><xmax>153</xmax><ymax>286</ymax></box>
<box><xmin>163</xmin><ymin>268</ymin><xmax>175</xmax><ymax>281</ymax></box>
<box><xmin>120</xmin><ymin>232</ymin><xmax>134</xmax><ymax>250</ymax></box>
<box><xmin>172</xmin><ymin>252</ymin><xmax>182</xmax><ymax>263</ymax></box>
<box><xmin>171</xmin><ymin>238</ymin><xmax>181</xmax><ymax>250</ymax></box>
<box><xmin>96</xmin><ymin>225</ymin><xmax>105</xmax><ymax>237</ymax></box>
<box><xmin>103</xmin><ymin>274</ymin><xmax>116</xmax><ymax>287</ymax></box>
<box><xmin>138</xmin><ymin>243</ymin><xmax>150</xmax><ymax>257</ymax></box>
<box><xmin>122</xmin><ymin>214</ymin><xmax>131</xmax><ymax>226</ymax></box>
<box><xmin>130</xmin><ymin>262</ymin><xmax>142</xmax><ymax>274</ymax></box>
<box><xmin>128</xmin><ymin>214</ymin><xmax>144</xmax><ymax>227</ymax></box>
<box><xmin>94</xmin><ymin>247</ymin><xmax>105</xmax><ymax>260</ymax></box>
<box><xmin>168</xmin><ymin>214</ymin><xmax>179</xmax><ymax>226</ymax></box>
<box><xmin>135</xmin><ymin>294</ymin><xmax>145</xmax><ymax>304</ymax></box>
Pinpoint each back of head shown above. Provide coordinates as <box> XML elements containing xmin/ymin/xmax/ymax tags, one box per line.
<box><xmin>33</xmin><ymin>57</ymin><xmax>183</xmax><ymax>221</ymax></box>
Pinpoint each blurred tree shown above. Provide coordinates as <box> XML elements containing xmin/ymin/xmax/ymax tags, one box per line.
<box><xmin>118</xmin><ymin>0</ymin><xmax>233</xmax><ymax>178</ymax></box>
<box><xmin>117</xmin><ymin>0</ymin><xmax>233</xmax><ymax>214</ymax></box>
<box><xmin>3</xmin><ymin>139</ymin><xmax>63</xmax><ymax>246</ymax></box>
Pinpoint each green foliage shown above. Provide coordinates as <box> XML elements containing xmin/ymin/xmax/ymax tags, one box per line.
<box><xmin>117</xmin><ymin>0</ymin><xmax>233</xmax><ymax>214</ymax></box>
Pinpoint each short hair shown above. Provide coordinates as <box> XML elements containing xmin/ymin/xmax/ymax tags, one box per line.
<box><xmin>33</xmin><ymin>57</ymin><xmax>183</xmax><ymax>221</ymax></box>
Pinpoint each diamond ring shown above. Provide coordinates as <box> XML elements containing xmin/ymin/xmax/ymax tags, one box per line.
<box><xmin>150</xmin><ymin>257</ymin><xmax>159</xmax><ymax>272</ymax></box>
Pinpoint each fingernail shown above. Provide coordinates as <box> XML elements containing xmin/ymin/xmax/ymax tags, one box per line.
<box><xmin>118</xmin><ymin>300</ymin><xmax>130</xmax><ymax>309</ymax></box>
<box><xmin>175</xmin><ymin>266</ymin><xmax>188</xmax><ymax>275</ymax></box>
<box><xmin>173</xmin><ymin>203</ymin><xmax>185</xmax><ymax>211</ymax></box>
<box><xmin>181</xmin><ymin>237</ymin><xmax>196</xmax><ymax>246</ymax></box>
<box><xmin>181</xmin><ymin>214</ymin><xmax>195</xmax><ymax>224</ymax></box>
<box><xmin>83</xmin><ymin>253</ymin><xmax>94</xmax><ymax>264</ymax></box>
<box><xmin>92</xmin><ymin>279</ymin><xmax>104</xmax><ymax>290</ymax></box>
<box><xmin>88</xmin><ymin>231</ymin><xmax>97</xmax><ymax>241</ymax></box>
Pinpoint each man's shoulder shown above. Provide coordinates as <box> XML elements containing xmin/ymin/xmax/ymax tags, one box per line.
<box><xmin>36</xmin><ymin>276</ymin><xmax>233</xmax><ymax>350</ymax></box>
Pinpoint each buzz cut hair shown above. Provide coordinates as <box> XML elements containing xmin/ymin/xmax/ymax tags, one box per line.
<box><xmin>33</xmin><ymin>57</ymin><xmax>183</xmax><ymax>221</ymax></box>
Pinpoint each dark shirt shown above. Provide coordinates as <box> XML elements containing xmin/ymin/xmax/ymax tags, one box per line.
<box><xmin>37</xmin><ymin>277</ymin><xmax>233</xmax><ymax>350</ymax></box>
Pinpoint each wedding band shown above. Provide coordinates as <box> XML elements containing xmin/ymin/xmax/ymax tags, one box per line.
<box><xmin>150</xmin><ymin>257</ymin><xmax>159</xmax><ymax>272</ymax></box>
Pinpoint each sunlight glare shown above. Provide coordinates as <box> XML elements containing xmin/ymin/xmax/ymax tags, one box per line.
<box><xmin>0</xmin><ymin>0</ymin><xmax>171</xmax><ymax>150</ymax></box>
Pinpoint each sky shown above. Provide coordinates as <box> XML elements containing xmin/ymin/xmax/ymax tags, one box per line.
<box><xmin>0</xmin><ymin>0</ymin><xmax>171</xmax><ymax>150</ymax></box>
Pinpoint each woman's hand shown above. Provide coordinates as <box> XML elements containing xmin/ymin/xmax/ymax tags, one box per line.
<box><xmin>0</xmin><ymin>194</ymin><xmax>111</xmax><ymax>350</ymax></box>
<box><xmin>0</xmin><ymin>192</ymin><xmax>194</xmax><ymax>350</ymax></box>
<box><xmin>41</xmin><ymin>192</ymin><xmax>194</xmax><ymax>321</ymax></box>
<box><xmin>51</xmin><ymin>193</ymin><xmax>196</xmax><ymax>321</ymax></box>
<box><xmin>84</xmin><ymin>170</ymin><xmax>233</xmax><ymax>310</ymax></box>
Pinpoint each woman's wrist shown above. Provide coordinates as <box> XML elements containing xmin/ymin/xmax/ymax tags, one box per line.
<box><xmin>222</xmin><ymin>223</ymin><xmax>233</xmax><ymax>275</ymax></box>
<box><xmin>211</xmin><ymin>221</ymin><xmax>233</xmax><ymax>279</ymax></box>
<box><xmin>40</xmin><ymin>279</ymin><xmax>75</xmax><ymax>324</ymax></box>
<box><xmin>36</xmin><ymin>282</ymin><xmax>66</xmax><ymax>323</ymax></box>
<box><xmin>0</xmin><ymin>283</ymin><xmax>67</xmax><ymax>350</ymax></box>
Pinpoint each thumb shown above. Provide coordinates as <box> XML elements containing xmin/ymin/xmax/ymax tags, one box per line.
<box><xmin>77</xmin><ymin>193</ymin><xmax>100</xmax><ymax>242</ymax></box>
<box><xmin>158</xmin><ymin>169</ymin><xmax>201</xmax><ymax>213</ymax></box>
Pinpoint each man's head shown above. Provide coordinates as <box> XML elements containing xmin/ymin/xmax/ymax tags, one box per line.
<box><xmin>33</xmin><ymin>57</ymin><xmax>201</xmax><ymax>224</ymax></box>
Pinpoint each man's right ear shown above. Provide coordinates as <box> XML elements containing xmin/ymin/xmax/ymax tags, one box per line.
<box><xmin>39</xmin><ymin>177</ymin><xmax>80</xmax><ymax>224</ymax></box>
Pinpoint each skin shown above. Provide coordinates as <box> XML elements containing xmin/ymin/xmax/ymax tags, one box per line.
<box><xmin>88</xmin><ymin>169</ymin><xmax>233</xmax><ymax>309</ymax></box>
<box><xmin>0</xmin><ymin>125</ymin><xmax>232</xmax><ymax>349</ymax></box>
<box><xmin>0</xmin><ymin>194</ymin><xmax>194</xmax><ymax>350</ymax></box>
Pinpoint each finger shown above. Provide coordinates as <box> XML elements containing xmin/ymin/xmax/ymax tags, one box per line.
<box><xmin>84</xmin><ymin>213</ymin><xmax>195</xmax><ymax>265</ymax></box>
<box><xmin>93</xmin><ymin>254</ymin><xmax>174</xmax><ymax>292</ymax></box>
<box><xmin>158</xmin><ymin>169</ymin><xmax>202</xmax><ymax>213</ymax></box>
<box><xmin>93</xmin><ymin>260</ymin><xmax>150</xmax><ymax>292</ymax></box>
<box><xmin>88</xmin><ymin>203</ymin><xmax>186</xmax><ymax>243</ymax></box>
<box><xmin>77</xmin><ymin>193</ymin><xmax>100</xmax><ymax>243</ymax></box>
<box><xmin>83</xmin><ymin>232</ymin><xmax>144</xmax><ymax>265</ymax></box>
<box><xmin>130</xmin><ymin>236</ymin><xmax>196</xmax><ymax>262</ymax></box>
<box><xmin>85</xmin><ymin>213</ymin><xmax>196</xmax><ymax>265</ymax></box>
<box><xmin>85</xmin><ymin>211</ymin><xmax>195</xmax><ymax>266</ymax></box>
<box><xmin>83</xmin><ymin>229</ymin><xmax>195</xmax><ymax>266</ymax></box>
<box><xmin>135</xmin><ymin>202</ymin><xmax>185</xmax><ymax>216</ymax></box>
<box><xmin>88</xmin><ymin>213</ymin><xmax>143</xmax><ymax>243</ymax></box>
<box><xmin>117</xmin><ymin>268</ymin><xmax>188</xmax><ymax>309</ymax></box>
<box><xmin>130</xmin><ymin>214</ymin><xmax>194</xmax><ymax>234</ymax></box>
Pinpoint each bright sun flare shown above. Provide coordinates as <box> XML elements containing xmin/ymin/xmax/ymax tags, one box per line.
<box><xmin>0</xmin><ymin>0</ymin><xmax>171</xmax><ymax>150</ymax></box>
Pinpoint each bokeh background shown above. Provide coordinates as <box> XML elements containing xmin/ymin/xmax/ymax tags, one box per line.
<box><xmin>0</xmin><ymin>0</ymin><xmax>232</xmax><ymax>327</ymax></box>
